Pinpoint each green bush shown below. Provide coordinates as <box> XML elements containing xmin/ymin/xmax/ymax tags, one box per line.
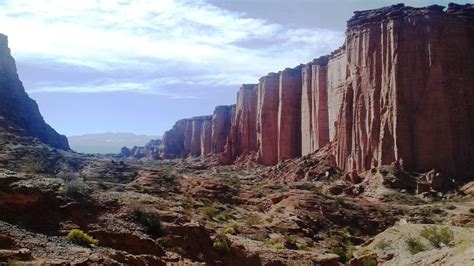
<box><xmin>203</xmin><ymin>206</ymin><xmax>218</xmax><ymax>220</ymax></box>
<box><xmin>469</xmin><ymin>208</ymin><xmax>474</xmax><ymax>214</ymax></box>
<box><xmin>332</xmin><ymin>246</ymin><xmax>353</xmax><ymax>263</ymax></box>
<box><xmin>67</xmin><ymin>229</ymin><xmax>98</xmax><ymax>246</ymax></box>
<box><xmin>64</xmin><ymin>179</ymin><xmax>90</xmax><ymax>198</ymax></box>
<box><xmin>223</xmin><ymin>226</ymin><xmax>236</xmax><ymax>235</ymax></box>
<box><xmin>132</xmin><ymin>204</ymin><xmax>163</xmax><ymax>237</ymax></box>
<box><xmin>57</xmin><ymin>171</ymin><xmax>80</xmax><ymax>182</ymax></box>
<box><xmin>213</xmin><ymin>235</ymin><xmax>230</xmax><ymax>254</ymax></box>
<box><xmin>420</xmin><ymin>226</ymin><xmax>454</xmax><ymax>248</ymax></box>
<box><xmin>406</xmin><ymin>237</ymin><xmax>426</xmax><ymax>255</ymax></box>
<box><xmin>24</xmin><ymin>161</ymin><xmax>44</xmax><ymax>174</ymax></box>
<box><xmin>273</xmin><ymin>242</ymin><xmax>285</xmax><ymax>250</ymax></box>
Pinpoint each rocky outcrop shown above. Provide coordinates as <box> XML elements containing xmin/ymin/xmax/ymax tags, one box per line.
<box><xmin>156</xmin><ymin>4</ymin><xmax>474</xmax><ymax>178</ymax></box>
<box><xmin>120</xmin><ymin>139</ymin><xmax>162</xmax><ymax>159</ymax></box>
<box><xmin>256</xmin><ymin>73</ymin><xmax>280</xmax><ymax>165</ymax></box>
<box><xmin>328</xmin><ymin>3</ymin><xmax>474</xmax><ymax>177</ymax></box>
<box><xmin>211</xmin><ymin>106</ymin><xmax>232</xmax><ymax>154</ymax></box>
<box><xmin>221</xmin><ymin>85</ymin><xmax>258</xmax><ymax>163</ymax></box>
<box><xmin>0</xmin><ymin>34</ymin><xmax>69</xmax><ymax>150</ymax></box>
<box><xmin>160</xmin><ymin>119</ymin><xmax>187</xmax><ymax>159</ymax></box>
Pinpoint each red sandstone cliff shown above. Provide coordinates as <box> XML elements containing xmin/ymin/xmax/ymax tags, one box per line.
<box><xmin>221</xmin><ymin>85</ymin><xmax>258</xmax><ymax>163</ymax></box>
<box><xmin>156</xmin><ymin>3</ymin><xmax>473</xmax><ymax>178</ymax></box>
<box><xmin>278</xmin><ymin>67</ymin><xmax>303</xmax><ymax>161</ymax></box>
<box><xmin>328</xmin><ymin>3</ymin><xmax>474</xmax><ymax>177</ymax></box>
<box><xmin>301</xmin><ymin>56</ymin><xmax>331</xmax><ymax>156</ymax></box>
<box><xmin>256</xmin><ymin>73</ymin><xmax>280</xmax><ymax>165</ymax></box>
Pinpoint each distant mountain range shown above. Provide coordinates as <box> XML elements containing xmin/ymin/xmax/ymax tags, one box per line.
<box><xmin>68</xmin><ymin>133</ymin><xmax>161</xmax><ymax>154</ymax></box>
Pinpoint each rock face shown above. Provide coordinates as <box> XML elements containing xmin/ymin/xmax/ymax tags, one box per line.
<box><xmin>211</xmin><ymin>106</ymin><xmax>232</xmax><ymax>154</ymax></box>
<box><xmin>0</xmin><ymin>34</ymin><xmax>69</xmax><ymax>150</ymax></box>
<box><xmin>278</xmin><ymin>67</ymin><xmax>303</xmax><ymax>161</ymax></box>
<box><xmin>222</xmin><ymin>85</ymin><xmax>258</xmax><ymax>163</ymax></box>
<box><xmin>120</xmin><ymin>139</ymin><xmax>162</xmax><ymax>159</ymax></box>
<box><xmin>256</xmin><ymin>73</ymin><xmax>280</xmax><ymax>165</ymax></box>
<box><xmin>157</xmin><ymin>4</ymin><xmax>474</xmax><ymax>178</ymax></box>
<box><xmin>201</xmin><ymin>116</ymin><xmax>213</xmax><ymax>155</ymax></box>
<box><xmin>328</xmin><ymin>3</ymin><xmax>474</xmax><ymax>177</ymax></box>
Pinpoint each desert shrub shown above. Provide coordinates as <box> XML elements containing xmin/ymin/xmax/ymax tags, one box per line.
<box><xmin>67</xmin><ymin>229</ymin><xmax>98</xmax><ymax>246</ymax></box>
<box><xmin>420</xmin><ymin>226</ymin><xmax>454</xmax><ymax>248</ymax></box>
<box><xmin>24</xmin><ymin>161</ymin><xmax>44</xmax><ymax>174</ymax></box>
<box><xmin>469</xmin><ymin>208</ymin><xmax>474</xmax><ymax>214</ymax></box>
<box><xmin>245</xmin><ymin>215</ymin><xmax>262</xmax><ymax>226</ymax></box>
<box><xmin>64</xmin><ymin>179</ymin><xmax>90</xmax><ymax>198</ymax></box>
<box><xmin>203</xmin><ymin>206</ymin><xmax>218</xmax><ymax>220</ymax></box>
<box><xmin>273</xmin><ymin>242</ymin><xmax>285</xmax><ymax>250</ymax></box>
<box><xmin>332</xmin><ymin>246</ymin><xmax>352</xmax><ymax>263</ymax></box>
<box><xmin>223</xmin><ymin>226</ymin><xmax>236</xmax><ymax>235</ymax></box>
<box><xmin>213</xmin><ymin>234</ymin><xmax>230</xmax><ymax>254</ymax></box>
<box><xmin>132</xmin><ymin>204</ymin><xmax>163</xmax><ymax>237</ymax></box>
<box><xmin>405</xmin><ymin>237</ymin><xmax>426</xmax><ymax>254</ymax></box>
<box><xmin>57</xmin><ymin>171</ymin><xmax>80</xmax><ymax>182</ymax></box>
<box><xmin>445</xmin><ymin>205</ymin><xmax>457</xmax><ymax>210</ymax></box>
<box><xmin>223</xmin><ymin>222</ymin><xmax>239</xmax><ymax>235</ymax></box>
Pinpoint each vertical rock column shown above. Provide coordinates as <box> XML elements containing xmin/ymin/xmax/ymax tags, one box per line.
<box><xmin>312</xmin><ymin>58</ymin><xmax>330</xmax><ymax>150</ymax></box>
<box><xmin>278</xmin><ymin>67</ymin><xmax>303</xmax><ymax>162</ymax></box>
<box><xmin>190</xmin><ymin>117</ymin><xmax>205</xmax><ymax>157</ymax></box>
<box><xmin>161</xmin><ymin>119</ymin><xmax>188</xmax><ymax>159</ymax></box>
<box><xmin>256</xmin><ymin>73</ymin><xmax>280</xmax><ymax>165</ymax></box>
<box><xmin>200</xmin><ymin>116</ymin><xmax>213</xmax><ymax>155</ymax></box>
<box><xmin>301</xmin><ymin>56</ymin><xmax>330</xmax><ymax>156</ymax></box>
<box><xmin>221</xmin><ymin>85</ymin><xmax>258</xmax><ymax>162</ymax></box>
<box><xmin>301</xmin><ymin>65</ymin><xmax>314</xmax><ymax>156</ymax></box>
<box><xmin>211</xmin><ymin>105</ymin><xmax>232</xmax><ymax>153</ymax></box>
<box><xmin>183</xmin><ymin>119</ymin><xmax>193</xmax><ymax>157</ymax></box>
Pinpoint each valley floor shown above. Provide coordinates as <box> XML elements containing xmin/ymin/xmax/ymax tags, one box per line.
<box><xmin>0</xmin><ymin>129</ymin><xmax>473</xmax><ymax>265</ymax></box>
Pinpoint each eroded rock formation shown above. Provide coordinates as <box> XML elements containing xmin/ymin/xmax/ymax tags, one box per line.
<box><xmin>156</xmin><ymin>4</ymin><xmax>474</xmax><ymax>178</ymax></box>
<box><xmin>278</xmin><ymin>67</ymin><xmax>303</xmax><ymax>162</ymax></box>
<box><xmin>328</xmin><ymin>3</ymin><xmax>474</xmax><ymax>177</ymax></box>
<box><xmin>0</xmin><ymin>34</ymin><xmax>69</xmax><ymax>150</ymax></box>
<box><xmin>256</xmin><ymin>73</ymin><xmax>280</xmax><ymax>165</ymax></box>
<box><xmin>221</xmin><ymin>85</ymin><xmax>258</xmax><ymax>163</ymax></box>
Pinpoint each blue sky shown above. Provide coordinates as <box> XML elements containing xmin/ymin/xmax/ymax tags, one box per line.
<box><xmin>0</xmin><ymin>0</ymin><xmax>468</xmax><ymax>136</ymax></box>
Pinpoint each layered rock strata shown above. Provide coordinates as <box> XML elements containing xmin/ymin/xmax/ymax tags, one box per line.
<box><xmin>0</xmin><ymin>34</ymin><xmax>69</xmax><ymax>150</ymax></box>
<box><xmin>157</xmin><ymin>4</ymin><xmax>474</xmax><ymax>178</ymax></box>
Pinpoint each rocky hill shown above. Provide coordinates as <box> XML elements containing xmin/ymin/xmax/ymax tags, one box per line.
<box><xmin>157</xmin><ymin>3</ymin><xmax>474</xmax><ymax>179</ymax></box>
<box><xmin>69</xmin><ymin>133</ymin><xmax>160</xmax><ymax>154</ymax></box>
<box><xmin>0</xmin><ymin>34</ymin><xmax>69</xmax><ymax>150</ymax></box>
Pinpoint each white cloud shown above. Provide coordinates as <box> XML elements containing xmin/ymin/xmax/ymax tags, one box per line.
<box><xmin>0</xmin><ymin>0</ymin><xmax>344</xmax><ymax>96</ymax></box>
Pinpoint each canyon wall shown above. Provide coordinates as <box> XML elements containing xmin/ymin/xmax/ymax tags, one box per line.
<box><xmin>301</xmin><ymin>56</ymin><xmax>330</xmax><ymax>156</ymax></box>
<box><xmin>256</xmin><ymin>73</ymin><xmax>279</xmax><ymax>165</ymax></box>
<box><xmin>221</xmin><ymin>85</ymin><xmax>258</xmax><ymax>163</ymax></box>
<box><xmin>278</xmin><ymin>67</ymin><xmax>303</xmax><ymax>161</ymax></box>
<box><xmin>328</xmin><ymin>3</ymin><xmax>474</xmax><ymax>177</ymax></box>
<box><xmin>0</xmin><ymin>34</ymin><xmax>70</xmax><ymax>150</ymax></box>
<box><xmin>157</xmin><ymin>4</ymin><xmax>474</xmax><ymax>178</ymax></box>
